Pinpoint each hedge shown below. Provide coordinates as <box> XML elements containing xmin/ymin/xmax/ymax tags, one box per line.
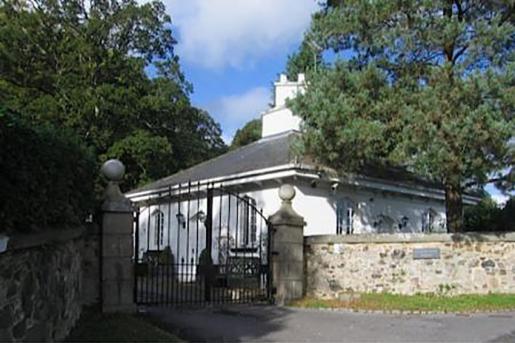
<box><xmin>0</xmin><ymin>111</ymin><xmax>96</xmax><ymax>233</ymax></box>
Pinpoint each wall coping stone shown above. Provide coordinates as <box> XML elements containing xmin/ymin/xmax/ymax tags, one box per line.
<box><xmin>5</xmin><ymin>226</ymin><xmax>86</xmax><ymax>252</ymax></box>
<box><xmin>305</xmin><ymin>232</ymin><xmax>515</xmax><ymax>245</ymax></box>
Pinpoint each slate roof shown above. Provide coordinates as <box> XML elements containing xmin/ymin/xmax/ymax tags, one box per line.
<box><xmin>127</xmin><ymin>130</ymin><xmax>454</xmax><ymax>198</ymax></box>
<box><xmin>127</xmin><ymin>132</ymin><xmax>300</xmax><ymax>195</ymax></box>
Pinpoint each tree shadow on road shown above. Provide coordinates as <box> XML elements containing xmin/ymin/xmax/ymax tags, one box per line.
<box><xmin>144</xmin><ymin>304</ymin><xmax>295</xmax><ymax>342</ymax></box>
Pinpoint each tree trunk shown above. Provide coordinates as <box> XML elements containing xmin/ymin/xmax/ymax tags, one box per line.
<box><xmin>444</xmin><ymin>181</ymin><xmax>463</xmax><ymax>233</ymax></box>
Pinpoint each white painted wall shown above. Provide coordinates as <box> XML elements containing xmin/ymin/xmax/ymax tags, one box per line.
<box><xmin>135</xmin><ymin>181</ymin><xmax>447</xmax><ymax>269</ymax></box>
<box><xmin>135</xmin><ymin>189</ymin><xmax>278</xmax><ymax>281</ymax></box>
<box><xmin>292</xmin><ymin>183</ymin><xmax>446</xmax><ymax>235</ymax></box>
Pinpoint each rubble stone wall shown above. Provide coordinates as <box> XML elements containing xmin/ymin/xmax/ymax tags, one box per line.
<box><xmin>0</xmin><ymin>228</ymin><xmax>88</xmax><ymax>342</ymax></box>
<box><xmin>305</xmin><ymin>233</ymin><xmax>515</xmax><ymax>298</ymax></box>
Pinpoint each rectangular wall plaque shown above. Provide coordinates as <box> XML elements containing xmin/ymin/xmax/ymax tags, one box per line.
<box><xmin>413</xmin><ymin>248</ymin><xmax>441</xmax><ymax>260</ymax></box>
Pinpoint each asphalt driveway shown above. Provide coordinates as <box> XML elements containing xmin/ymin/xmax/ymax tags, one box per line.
<box><xmin>145</xmin><ymin>305</ymin><xmax>515</xmax><ymax>342</ymax></box>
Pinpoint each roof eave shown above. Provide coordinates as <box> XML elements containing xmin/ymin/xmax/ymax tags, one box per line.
<box><xmin>126</xmin><ymin>162</ymin><xmax>480</xmax><ymax>205</ymax></box>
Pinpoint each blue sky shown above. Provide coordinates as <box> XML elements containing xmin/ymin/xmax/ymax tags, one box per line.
<box><xmin>159</xmin><ymin>0</ymin><xmax>509</xmax><ymax>205</ymax></box>
<box><xmin>162</xmin><ymin>0</ymin><xmax>318</xmax><ymax>143</ymax></box>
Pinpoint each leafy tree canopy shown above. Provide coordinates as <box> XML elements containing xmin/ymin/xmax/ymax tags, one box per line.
<box><xmin>230</xmin><ymin>118</ymin><xmax>262</xmax><ymax>150</ymax></box>
<box><xmin>288</xmin><ymin>0</ymin><xmax>514</xmax><ymax>232</ymax></box>
<box><xmin>0</xmin><ymin>0</ymin><xmax>226</xmax><ymax>191</ymax></box>
<box><xmin>464</xmin><ymin>196</ymin><xmax>515</xmax><ymax>232</ymax></box>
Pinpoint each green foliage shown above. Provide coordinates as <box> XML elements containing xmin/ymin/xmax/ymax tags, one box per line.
<box><xmin>464</xmin><ymin>197</ymin><xmax>515</xmax><ymax>232</ymax></box>
<box><xmin>230</xmin><ymin>119</ymin><xmax>262</xmax><ymax>150</ymax></box>
<box><xmin>0</xmin><ymin>0</ymin><xmax>226</xmax><ymax>190</ymax></box>
<box><xmin>288</xmin><ymin>1</ymin><xmax>514</xmax><ymax>232</ymax></box>
<box><xmin>104</xmin><ymin>130</ymin><xmax>173</xmax><ymax>190</ymax></box>
<box><xmin>286</xmin><ymin>40</ymin><xmax>325</xmax><ymax>80</ymax></box>
<box><xmin>464</xmin><ymin>198</ymin><xmax>501</xmax><ymax>231</ymax></box>
<box><xmin>0</xmin><ymin>110</ymin><xmax>95</xmax><ymax>233</ymax></box>
<box><xmin>498</xmin><ymin>198</ymin><xmax>515</xmax><ymax>231</ymax></box>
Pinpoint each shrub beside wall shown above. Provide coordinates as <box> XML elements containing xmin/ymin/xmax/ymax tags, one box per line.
<box><xmin>464</xmin><ymin>197</ymin><xmax>515</xmax><ymax>232</ymax></box>
<box><xmin>0</xmin><ymin>111</ymin><xmax>96</xmax><ymax>233</ymax></box>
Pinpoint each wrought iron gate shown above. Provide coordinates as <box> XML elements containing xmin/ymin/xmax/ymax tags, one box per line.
<box><xmin>133</xmin><ymin>182</ymin><xmax>272</xmax><ymax>306</ymax></box>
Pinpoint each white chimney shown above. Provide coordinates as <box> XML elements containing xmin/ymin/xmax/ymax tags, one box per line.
<box><xmin>262</xmin><ymin>74</ymin><xmax>306</xmax><ymax>138</ymax></box>
<box><xmin>273</xmin><ymin>73</ymin><xmax>306</xmax><ymax>108</ymax></box>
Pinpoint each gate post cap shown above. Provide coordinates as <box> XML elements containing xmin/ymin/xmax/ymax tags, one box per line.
<box><xmin>101</xmin><ymin>159</ymin><xmax>132</xmax><ymax>212</ymax></box>
<box><xmin>269</xmin><ymin>184</ymin><xmax>305</xmax><ymax>227</ymax></box>
<box><xmin>101</xmin><ymin>159</ymin><xmax>125</xmax><ymax>182</ymax></box>
<box><xmin>279</xmin><ymin>184</ymin><xmax>295</xmax><ymax>203</ymax></box>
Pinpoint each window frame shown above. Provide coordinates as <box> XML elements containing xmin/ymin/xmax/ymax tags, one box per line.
<box><xmin>336</xmin><ymin>198</ymin><xmax>355</xmax><ymax>235</ymax></box>
<box><xmin>239</xmin><ymin>196</ymin><xmax>257</xmax><ymax>246</ymax></box>
<box><xmin>152</xmin><ymin>210</ymin><xmax>165</xmax><ymax>247</ymax></box>
<box><xmin>421</xmin><ymin>208</ymin><xmax>437</xmax><ymax>233</ymax></box>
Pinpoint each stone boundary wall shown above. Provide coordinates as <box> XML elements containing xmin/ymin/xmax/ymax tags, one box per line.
<box><xmin>305</xmin><ymin>232</ymin><xmax>515</xmax><ymax>298</ymax></box>
<box><xmin>81</xmin><ymin>224</ymin><xmax>101</xmax><ymax>306</ymax></box>
<box><xmin>0</xmin><ymin>226</ymin><xmax>97</xmax><ymax>342</ymax></box>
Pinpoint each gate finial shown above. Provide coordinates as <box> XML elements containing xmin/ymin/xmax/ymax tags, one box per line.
<box><xmin>101</xmin><ymin>159</ymin><xmax>132</xmax><ymax>211</ymax></box>
<box><xmin>270</xmin><ymin>184</ymin><xmax>304</xmax><ymax>227</ymax></box>
<box><xmin>279</xmin><ymin>184</ymin><xmax>295</xmax><ymax>204</ymax></box>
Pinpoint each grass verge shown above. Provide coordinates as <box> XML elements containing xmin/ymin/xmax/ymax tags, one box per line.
<box><xmin>65</xmin><ymin>307</ymin><xmax>183</xmax><ymax>342</ymax></box>
<box><xmin>290</xmin><ymin>293</ymin><xmax>515</xmax><ymax>313</ymax></box>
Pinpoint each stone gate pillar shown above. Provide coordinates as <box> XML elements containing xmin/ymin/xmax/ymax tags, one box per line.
<box><xmin>100</xmin><ymin>159</ymin><xmax>136</xmax><ymax>313</ymax></box>
<box><xmin>269</xmin><ymin>184</ymin><xmax>305</xmax><ymax>305</ymax></box>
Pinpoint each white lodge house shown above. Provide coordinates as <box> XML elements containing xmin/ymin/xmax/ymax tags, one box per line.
<box><xmin>127</xmin><ymin>73</ymin><xmax>480</xmax><ymax>266</ymax></box>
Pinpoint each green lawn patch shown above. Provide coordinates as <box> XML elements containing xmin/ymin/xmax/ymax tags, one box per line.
<box><xmin>65</xmin><ymin>307</ymin><xmax>183</xmax><ymax>342</ymax></box>
<box><xmin>290</xmin><ymin>293</ymin><xmax>515</xmax><ymax>313</ymax></box>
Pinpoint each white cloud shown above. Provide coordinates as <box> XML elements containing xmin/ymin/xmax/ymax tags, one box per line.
<box><xmin>165</xmin><ymin>0</ymin><xmax>318</xmax><ymax>69</ymax></box>
<box><xmin>491</xmin><ymin>194</ymin><xmax>510</xmax><ymax>207</ymax></box>
<box><xmin>485</xmin><ymin>183</ymin><xmax>511</xmax><ymax>207</ymax></box>
<box><xmin>203</xmin><ymin>86</ymin><xmax>270</xmax><ymax>143</ymax></box>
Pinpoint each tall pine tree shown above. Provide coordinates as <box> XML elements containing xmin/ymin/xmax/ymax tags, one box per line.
<box><xmin>288</xmin><ymin>0</ymin><xmax>514</xmax><ymax>232</ymax></box>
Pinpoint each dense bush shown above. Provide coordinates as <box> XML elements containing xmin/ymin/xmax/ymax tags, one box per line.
<box><xmin>0</xmin><ymin>110</ymin><xmax>96</xmax><ymax>233</ymax></box>
<box><xmin>464</xmin><ymin>197</ymin><xmax>515</xmax><ymax>232</ymax></box>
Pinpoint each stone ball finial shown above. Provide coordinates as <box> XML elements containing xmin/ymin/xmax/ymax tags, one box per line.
<box><xmin>279</xmin><ymin>184</ymin><xmax>295</xmax><ymax>202</ymax></box>
<box><xmin>101</xmin><ymin>159</ymin><xmax>125</xmax><ymax>182</ymax></box>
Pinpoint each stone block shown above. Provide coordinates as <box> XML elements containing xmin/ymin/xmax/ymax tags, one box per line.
<box><xmin>101</xmin><ymin>279</ymin><xmax>135</xmax><ymax>312</ymax></box>
<box><xmin>337</xmin><ymin>292</ymin><xmax>361</xmax><ymax>302</ymax></box>
<box><xmin>274</xmin><ymin>261</ymin><xmax>304</xmax><ymax>280</ymax></box>
<box><xmin>273</xmin><ymin>225</ymin><xmax>304</xmax><ymax>244</ymax></box>
<box><xmin>0</xmin><ymin>307</ymin><xmax>13</xmax><ymax>330</ymax></box>
<box><xmin>102</xmin><ymin>257</ymin><xmax>134</xmax><ymax>282</ymax></box>
<box><xmin>274</xmin><ymin>243</ymin><xmax>304</xmax><ymax>262</ymax></box>
<box><xmin>275</xmin><ymin>280</ymin><xmax>303</xmax><ymax>305</ymax></box>
<box><xmin>24</xmin><ymin>322</ymin><xmax>51</xmax><ymax>342</ymax></box>
<box><xmin>12</xmin><ymin>319</ymin><xmax>26</xmax><ymax>340</ymax></box>
<box><xmin>0</xmin><ymin>329</ymin><xmax>12</xmax><ymax>343</ymax></box>
<box><xmin>102</xmin><ymin>235</ymin><xmax>133</xmax><ymax>258</ymax></box>
<box><xmin>82</xmin><ymin>278</ymin><xmax>100</xmax><ymax>305</ymax></box>
<box><xmin>102</xmin><ymin>213</ymin><xmax>134</xmax><ymax>234</ymax></box>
